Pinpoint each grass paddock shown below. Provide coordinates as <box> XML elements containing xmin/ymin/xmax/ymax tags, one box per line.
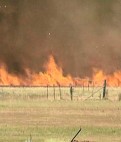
<box><xmin>0</xmin><ymin>87</ymin><xmax>121</xmax><ymax>142</ymax></box>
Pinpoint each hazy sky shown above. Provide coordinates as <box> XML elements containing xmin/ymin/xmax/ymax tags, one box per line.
<box><xmin>0</xmin><ymin>0</ymin><xmax>121</xmax><ymax>77</ymax></box>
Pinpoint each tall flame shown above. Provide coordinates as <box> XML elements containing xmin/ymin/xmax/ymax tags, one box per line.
<box><xmin>0</xmin><ymin>55</ymin><xmax>121</xmax><ymax>86</ymax></box>
<box><xmin>31</xmin><ymin>55</ymin><xmax>73</xmax><ymax>86</ymax></box>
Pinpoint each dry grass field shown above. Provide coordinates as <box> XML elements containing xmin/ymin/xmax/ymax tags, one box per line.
<box><xmin>0</xmin><ymin>87</ymin><xmax>121</xmax><ymax>142</ymax></box>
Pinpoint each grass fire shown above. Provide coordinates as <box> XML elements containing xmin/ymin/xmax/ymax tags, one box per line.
<box><xmin>0</xmin><ymin>0</ymin><xmax>121</xmax><ymax>142</ymax></box>
<box><xmin>0</xmin><ymin>55</ymin><xmax>121</xmax><ymax>87</ymax></box>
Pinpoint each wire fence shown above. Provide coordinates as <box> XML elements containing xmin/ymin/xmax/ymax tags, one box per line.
<box><xmin>0</xmin><ymin>87</ymin><xmax>96</xmax><ymax>101</ymax></box>
<box><xmin>0</xmin><ymin>80</ymin><xmax>121</xmax><ymax>101</ymax></box>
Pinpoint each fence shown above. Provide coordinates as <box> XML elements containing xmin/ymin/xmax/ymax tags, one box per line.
<box><xmin>0</xmin><ymin>80</ymin><xmax>121</xmax><ymax>101</ymax></box>
<box><xmin>0</xmin><ymin>80</ymin><xmax>120</xmax><ymax>101</ymax></box>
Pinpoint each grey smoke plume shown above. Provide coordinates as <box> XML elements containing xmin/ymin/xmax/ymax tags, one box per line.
<box><xmin>0</xmin><ymin>0</ymin><xmax>121</xmax><ymax>78</ymax></box>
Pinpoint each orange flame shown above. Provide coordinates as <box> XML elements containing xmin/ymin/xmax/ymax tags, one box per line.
<box><xmin>92</xmin><ymin>69</ymin><xmax>121</xmax><ymax>87</ymax></box>
<box><xmin>31</xmin><ymin>55</ymin><xmax>73</xmax><ymax>86</ymax></box>
<box><xmin>0</xmin><ymin>55</ymin><xmax>121</xmax><ymax>86</ymax></box>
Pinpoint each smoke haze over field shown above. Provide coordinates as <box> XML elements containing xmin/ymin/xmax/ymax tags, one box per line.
<box><xmin>0</xmin><ymin>0</ymin><xmax>121</xmax><ymax>78</ymax></box>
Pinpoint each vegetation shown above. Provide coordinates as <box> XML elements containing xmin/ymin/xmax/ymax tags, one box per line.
<box><xmin>0</xmin><ymin>87</ymin><xmax>121</xmax><ymax>142</ymax></box>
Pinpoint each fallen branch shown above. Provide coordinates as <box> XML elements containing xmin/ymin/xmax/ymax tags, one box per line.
<box><xmin>71</xmin><ymin>128</ymin><xmax>82</xmax><ymax>142</ymax></box>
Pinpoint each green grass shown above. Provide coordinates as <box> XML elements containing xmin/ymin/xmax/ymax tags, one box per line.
<box><xmin>0</xmin><ymin>87</ymin><xmax>121</xmax><ymax>141</ymax></box>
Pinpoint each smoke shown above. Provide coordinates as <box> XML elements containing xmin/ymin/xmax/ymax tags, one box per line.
<box><xmin>0</xmin><ymin>0</ymin><xmax>121</xmax><ymax>78</ymax></box>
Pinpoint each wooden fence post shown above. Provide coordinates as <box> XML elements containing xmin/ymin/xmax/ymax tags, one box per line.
<box><xmin>47</xmin><ymin>85</ymin><xmax>48</xmax><ymax>99</ymax></box>
<box><xmin>53</xmin><ymin>85</ymin><xmax>55</xmax><ymax>100</ymax></box>
<box><xmin>70</xmin><ymin>86</ymin><xmax>73</xmax><ymax>101</ymax></box>
<box><xmin>59</xmin><ymin>85</ymin><xmax>62</xmax><ymax>100</ymax></box>
<box><xmin>103</xmin><ymin>80</ymin><xmax>107</xmax><ymax>99</ymax></box>
<box><xmin>92</xmin><ymin>81</ymin><xmax>94</xmax><ymax>97</ymax></box>
<box><xmin>83</xmin><ymin>82</ymin><xmax>84</xmax><ymax>95</ymax></box>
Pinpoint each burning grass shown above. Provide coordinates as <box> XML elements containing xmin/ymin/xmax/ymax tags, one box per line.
<box><xmin>0</xmin><ymin>55</ymin><xmax>121</xmax><ymax>87</ymax></box>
